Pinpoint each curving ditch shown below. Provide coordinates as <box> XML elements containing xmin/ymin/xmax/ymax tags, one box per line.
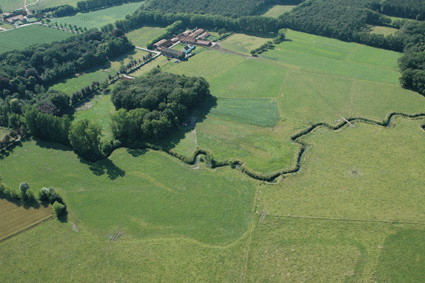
<box><xmin>163</xmin><ymin>112</ymin><xmax>425</xmax><ymax>183</ymax></box>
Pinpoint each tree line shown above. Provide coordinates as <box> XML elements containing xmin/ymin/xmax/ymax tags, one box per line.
<box><xmin>115</xmin><ymin>9</ymin><xmax>281</xmax><ymax>35</ymax></box>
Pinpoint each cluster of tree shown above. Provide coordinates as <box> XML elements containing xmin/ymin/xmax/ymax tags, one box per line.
<box><xmin>250</xmin><ymin>41</ymin><xmax>274</xmax><ymax>55</ymax></box>
<box><xmin>273</xmin><ymin>28</ymin><xmax>286</xmax><ymax>44</ymax></box>
<box><xmin>398</xmin><ymin>22</ymin><xmax>425</xmax><ymax>96</ymax></box>
<box><xmin>278</xmin><ymin>0</ymin><xmax>404</xmax><ymax>52</ymax></box>
<box><xmin>0</xmin><ymin>182</ymin><xmax>67</xmax><ymax>217</ymax></box>
<box><xmin>115</xmin><ymin>9</ymin><xmax>280</xmax><ymax>35</ymax></box>
<box><xmin>366</xmin><ymin>0</ymin><xmax>425</xmax><ymax>20</ymax></box>
<box><xmin>110</xmin><ymin>69</ymin><xmax>211</xmax><ymax>144</ymax></box>
<box><xmin>144</xmin><ymin>0</ymin><xmax>304</xmax><ymax>18</ymax></box>
<box><xmin>146</xmin><ymin>21</ymin><xmax>183</xmax><ymax>49</ymax></box>
<box><xmin>0</xmin><ymin>29</ymin><xmax>133</xmax><ymax>129</ymax></box>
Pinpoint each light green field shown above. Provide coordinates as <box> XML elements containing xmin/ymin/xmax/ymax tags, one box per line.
<box><xmin>348</xmin><ymin>44</ymin><xmax>402</xmax><ymax>69</ymax></box>
<box><xmin>0</xmin><ymin>25</ymin><xmax>73</xmax><ymax>53</ymax></box>
<box><xmin>72</xmin><ymin>94</ymin><xmax>116</xmax><ymax>142</ymax></box>
<box><xmin>1</xmin><ymin>0</ymin><xmax>23</xmax><ymax>12</ymax></box>
<box><xmin>247</xmin><ymin>216</ymin><xmax>425</xmax><ymax>282</ymax></box>
<box><xmin>168</xmin><ymin>49</ymin><xmax>245</xmax><ymax>80</ymax></box>
<box><xmin>262</xmin><ymin>117</ymin><xmax>425</xmax><ymax>221</ymax></box>
<box><xmin>221</xmin><ymin>33</ymin><xmax>269</xmax><ymax>55</ymax></box>
<box><xmin>371</xmin><ymin>25</ymin><xmax>399</xmax><ymax>36</ymax></box>
<box><xmin>262</xmin><ymin>5</ymin><xmax>296</xmax><ymax>18</ymax></box>
<box><xmin>209</xmin><ymin>59</ymin><xmax>287</xmax><ymax>98</ymax></box>
<box><xmin>50</xmin><ymin>2</ymin><xmax>144</xmax><ymax>30</ymax></box>
<box><xmin>126</xmin><ymin>26</ymin><xmax>166</xmax><ymax>47</ymax></box>
<box><xmin>208</xmin><ymin>97</ymin><xmax>280</xmax><ymax>127</ymax></box>
<box><xmin>0</xmin><ymin>140</ymin><xmax>256</xmax><ymax>245</ymax></box>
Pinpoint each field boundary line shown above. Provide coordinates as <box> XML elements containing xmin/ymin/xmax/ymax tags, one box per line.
<box><xmin>0</xmin><ymin>215</ymin><xmax>54</xmax><ymax>244</ymax></box>
<box><xmin>268</xmin><ymin>214</ymin><xmax>425</xmax><ymax>225</ymax></box>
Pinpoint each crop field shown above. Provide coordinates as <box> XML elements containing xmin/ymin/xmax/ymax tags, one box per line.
<box><xmin>1</xmin><ymin>0</ymin><xmax>24</xmax><ymax>12</ymax></box>
<box><xmin>262</xmin><ymin>5</ymin><xmax>296</xmax><ymax>18</ymax></box>
<box><xmin>126</xmin><ymin>26</ymin><xmax>166</xmax><ymax>47</ymax></box>
<box><xmin>50</xmin><ymin>2</ymin><xmax>144</xmax><ymax>30</ymax></box>
<box><xmin>0</xmin><ymin>198</ymin><xmax>53</xmax><ymax>240</ymax></box>
<box><xmin>0</xmin><ymin>25</ymin><xmax>73</xmax><ymax>53</ymax></box>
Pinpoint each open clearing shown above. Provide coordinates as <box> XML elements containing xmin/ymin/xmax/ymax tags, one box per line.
<box><xmin>0</xmin><ymin>25</ymin><xmax>73</xmax><ymax>53</ymax></box>
<box><xmin>0</xmin><ymin>127</ymin><xmax>10</xmax><ymax>140</ymax></box>
<box><xmin>126</xmin><ymin>26</ymin><xmax>166</xmax><ymax>48</ymax></box>
<box><xmin>50</xmin><ymin>2</ymin><xmax>144</xmax><ymax>30</ymax></box>
<box><xmin>0</xmin><ymin>198</ymin><xmax>52</xmax><ymax>240</ymax></box>
<box><xmin>371</xmin><ymin>25</ymin><xmax>399</xmax><ymax>36</ymax></box>
<box><xmin>262</xmin><ymin>5</ymin><xmax>296</xmax><ymax>18</ymax></box>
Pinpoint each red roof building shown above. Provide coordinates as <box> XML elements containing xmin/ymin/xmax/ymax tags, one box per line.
<box><xmin>154</xmin><ymin>39</ymin><xmax>171</xmax><ymax>49</ymax></box>
<box><xmin>189</xmin><ymin>28</ymin><xmax>205</xmax><ymax>38</ymax></box>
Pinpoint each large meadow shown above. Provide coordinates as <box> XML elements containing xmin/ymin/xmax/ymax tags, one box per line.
<box><xmin>1</xmin><ymin>16</ymin><xmax>425</xmax><ymax>282</ymax></box>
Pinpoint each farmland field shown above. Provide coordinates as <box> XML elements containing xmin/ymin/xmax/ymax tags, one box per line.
<box><xmin>1</xmin><ymin>0</ymin><xmax>24</xmax><ymax>12</ymax></box>
<box><xmin>0</xmin><ymin>198</ymin><xmax>53</xmax><ymax>240</ymax></box>
<box><xmin>2</xmin><ymin>22</ymin><xmax>425</xmax><ymax>282</ymax></box>
<box><xmin>50</xmin><ymin>2</ymin><xmax>144</xmax><ymax>30</ymax></box>
<box><xmin>0</xmin><ymin>25</ymin><xmax>73</xmax><ymax>53</ymax></box>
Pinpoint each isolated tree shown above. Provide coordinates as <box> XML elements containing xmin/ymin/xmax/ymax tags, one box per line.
<box><xmin>19</xmin><ymin>182</ymin><xmax>30</xmax><ymax>200</ymax></box>
<box><xmin>53</xmin><ymin>201</ymin><xmax>66</xmax><ymax>217</ymax></box>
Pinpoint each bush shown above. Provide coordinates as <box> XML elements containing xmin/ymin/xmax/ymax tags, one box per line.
<box><xmin>53</xmin><ymin>201</ymin><xmax>66</xmax><ymax>217</ymax></box>
<box><xmin>19</xmin><ymin>182</ymin><xmax>30</xmax><ymax>199</ymax></box>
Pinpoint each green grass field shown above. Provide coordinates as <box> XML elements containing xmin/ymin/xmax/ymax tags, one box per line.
<box><xmin>0</xmin><ymin>25</ymin><xmax>73</xmax><ymax>53</ymax></box>
<box><xmin>371</xmin><ymin>25</ymin><xmax>399</xmax><ymax>36</ymax></box>
<box><xmin>126</xmin><ymin>26</ymin><xmax>166</xmax><ymax>47</ymax></box>
<box><xmin>50</xmin><ymin>2</ymin><xmax>144</xmax><ymax>30</ymax></box>
<box><xmin>1</xmin><ymin>0</ymin><xmax>23</xmax><ymax>12</ymax></box>
<box><xmin>262</xmin><ymin>5</ymin><xmax>296</xmax><ymax>18</ymax></box>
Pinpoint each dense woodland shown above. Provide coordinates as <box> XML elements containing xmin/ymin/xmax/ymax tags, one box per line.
<box><xmin>0</xmin><ymin>29</ymin><xmax>133</xmax><ymax>129</ymax></box>
<box><xmin>111</xmin><ymin>69</ymin><xmax>211</xmax><ymax>143</ymax></box>
<box><xmin>144</xmin><ymin>0</ymin><xmax>304</xmax><ymax>18</ymax></box>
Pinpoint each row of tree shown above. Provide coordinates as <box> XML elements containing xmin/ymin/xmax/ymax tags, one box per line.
<box><xmin>114</xmin><ymin>9</ymin><xmax>281</xmax><ymax>35</ymax></box>
<box><xmin>0</xmin><ymin>182</ymin><xmax>66</xmax><ymax>218</ymax></box>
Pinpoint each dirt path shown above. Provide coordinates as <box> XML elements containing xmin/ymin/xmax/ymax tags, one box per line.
<box><xmin>210</xmin><ymin>43</ymin><xmax>255</xmax><ymax>59</ymax></box>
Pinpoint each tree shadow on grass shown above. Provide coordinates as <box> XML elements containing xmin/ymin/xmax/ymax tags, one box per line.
<box><xmin>127</xmin><ymin>148</ymin><xmax>148</xmax><ymax>157</ymax></box>
<box><xmin>0</xmin><ymin>191</ymin><xmax>42</xmax><ymax>210</ymax></box>
<box><xmin>34</xmin><ymin>138</ymin><xmax>73</xmax><ymax>152</ymax></box>
<box><xmin>157</xmin><ymin>95</ymin><xmax>217</xmax><ymax>152</ymax></box>
<box><xmin>79</xmin><ymin>156</ymin><xmax>126</xmax><ymax>180</ymax></box>
<box><xmin>57</xmin><ymin>211</ymin><xmax>68</xmax><ymax>223</ymax></box>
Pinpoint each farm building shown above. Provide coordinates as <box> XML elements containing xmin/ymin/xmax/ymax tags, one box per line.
<box><xmin>182</xmin><ymin>30</ymin><xmax>191</xmax><ymax>36</ymax></box>
<box><xmin>171</xmin><ymin>37</ymin><xmax>180</xmax><ymax>43</ymax></box>
<box><xmin>198</xmin><ymin>32</ymin><xmax>210</xmax><ymax>40</ymax></box>
<box><xmin>179</xmin><ymin>36</ymin><xmax>196</xmax><ymax>44</ymax></box>
<box><xmin>182</xmin><ymin>45</ymin><xmax>196</xmax><ymax>55</ymax></box>
<box><xmin>4</xmin><ymin>14</ymin><xmax>25</xmax><ymax>24</ymax></box>
<box><xmin>120</xmin><ymin>74</ymin><xmax>135</xmax><ymax>81</ymax></box>
<box><xmin>161</xmin><ymin>47</ymin><xmax>184</xmax><ymax>59</ymax></box>
<box><xmin>189</xmin><ymin>28</ymin><xmax>205</xmax><ymax>38</ymax></box>
<box><xmin>154</xmin><ymin>39</ymin><xmax>171</xmax><ymax>49</ymax></box>
<box><xmin>196</xmin><ymin>40</ymin><xmax>211</xmax><ymax>47</ymax></box>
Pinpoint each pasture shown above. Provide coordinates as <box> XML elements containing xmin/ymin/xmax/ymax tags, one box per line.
<box><xmin>220</xmin><ymin>33</ymin><xmax>269</xmax><ymax>55</ymax></box>
<box><xmin>49</xmin><ymin>2</ymin><xmax>144</xmax><ymax>30</ymax></box>
<box><xmin>2</xmin><ymin>26</ymin><xmax>425</xmax><ymax>281</ymax></box>
<box><xmin>126</xmin><ymin>26</ymin><xmax>166</xmax><ymax>48</ymax></box>
<box><xmin>0</xmin><ymin>198</ymin><xmax>53</xmax><ymax>241</ymax></box>
<box><xmin>1</xmin><ymin>0</ymin><xmax>23</xmax><ymax>12</ymax></box>
<box><xmin>0</xmin><ymin>25</ymin><xmax>72</xmax><ymax>53</ymax></box>
<box><xmin>262</xmin><ymin>5</ymin><xmax>296</xmax><ymax>18</ymax></box>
